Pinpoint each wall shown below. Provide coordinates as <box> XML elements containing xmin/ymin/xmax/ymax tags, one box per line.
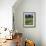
<box><xmin>13</xmin><ymin>0</ymin><xmax>41</xmax><ymax>46</ymax></box>
<box><xmin>0</xmin><ymin>0</ymin><xmax>16</xmax><ymax>39</ymax></box>
<box><xmin>40</xmin><ymin>0</ymin><xmax>46</xmax><ymax>46</ymax></box>
<box><xmin>0</xmin><ymin>0</ymin><xmax>16</xmax><ymax>30</ymax></box>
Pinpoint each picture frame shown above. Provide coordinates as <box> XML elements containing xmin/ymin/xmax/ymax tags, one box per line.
<box><xmin>23</xmin><ymin>12</ymin><xmax>36</xmax><ymax>28</ymax></box>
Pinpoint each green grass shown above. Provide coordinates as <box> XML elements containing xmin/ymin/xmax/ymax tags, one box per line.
<box><xmin>25</xmin><ymin>18</ymin><xmax>33</xmax><ymax>25</ymax></box>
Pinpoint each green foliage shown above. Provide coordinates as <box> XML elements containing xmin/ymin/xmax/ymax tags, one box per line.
<box><xmin>25</xmin><ymin>18</ymin><xmax>33</xmax><ymax>25</ymax></box>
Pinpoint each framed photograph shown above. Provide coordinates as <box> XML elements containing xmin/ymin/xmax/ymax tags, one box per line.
<box><xmin>23</xmin><ymin>12</ymin><xmax>36</xmax><ymax>28</ymax></box>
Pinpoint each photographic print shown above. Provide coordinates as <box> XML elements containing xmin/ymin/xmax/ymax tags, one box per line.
<box><xmin>23</xmin><ymin>12</ymin><xmax>36</xmax><ymax>28</ymax></box>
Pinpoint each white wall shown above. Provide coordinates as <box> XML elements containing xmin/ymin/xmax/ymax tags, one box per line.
<box><xmin>40</xmin><ymin>0</ymin><xmax>46</xmax><ymax>46</ymax></box>
<box><xmin>13</xmin><ymin>0</ymin><xmax>41</xmax><ymax>46</ymax></box>
<box><xmin>13</xmin><ymin>0</ymin><xmax>46</xmax><ymax>46</ymax></box>
<box><xmin>0</xmin><ymin>0</ymin><xmax>16</xmax><ymax>30</ymax></box>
